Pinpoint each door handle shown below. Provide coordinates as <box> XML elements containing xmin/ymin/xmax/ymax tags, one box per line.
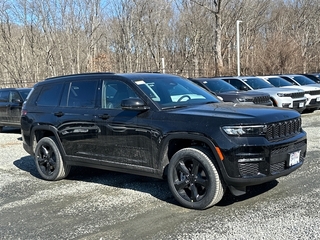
<box><xmin>54</xmin><ymin>112</ymin><xmax>64</xmax><ymax>117</ymax></box>
<box><xmin>109</xmin><ymin>125</ymin><xmax>126</xmax><ymax>132</ymax></box>
<box><xmin>98</xmin><ymin>114</ymin><xmax>110</xmax><ymax>120</ymax></box>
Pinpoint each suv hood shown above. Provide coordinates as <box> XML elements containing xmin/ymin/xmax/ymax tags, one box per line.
<box><xmin>167</xmin><ymin>102</ymin><xmax>299</xmax><ymax>124</ymax></box>
<box><xmin>279</xmin><ymin>85</ymin><xmax>320</xmax><ymax>91</ymax></box>
<box><xmin>219</xmin><ymin>90</ymin><xmax>268</xmax><ymax>97</ymax></box>
<box><xmin>252</xmin><ymin>87</ymin><xmax>302</xmax><ymax>94</ymax></box>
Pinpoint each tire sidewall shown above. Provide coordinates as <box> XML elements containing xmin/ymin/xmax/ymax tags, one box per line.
<box><xmin>167</xmin><ymin>147</ymin><xmax>220</xmax><ymax>209</ymax></box>
<box><xmin>34</xmin><ymin>137</ymin><xmax>64</xmax><ymax>181</ymax></box>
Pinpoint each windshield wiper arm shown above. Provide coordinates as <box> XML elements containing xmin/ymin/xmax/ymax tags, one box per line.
<box><xmin>162</xmin><ymin>105</ymin><xmax>188</xmax><ymax>110</ymax></box>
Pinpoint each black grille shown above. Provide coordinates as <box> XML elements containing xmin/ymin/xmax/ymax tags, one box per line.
<box><xmin>266</xmin><ymin>118</ymin><xmax>301</xmax><ymax>141</ymax></box>
<box><xmin>239</xmin><ymin>163</ymin><xmax>259</xmax><ymax>177</ymax></box>
<box><xmin>310</xmin><ymin>90</ymin><xmax>320</xmax><ymax>95</ymax></box>
<box><xmin>253</xmin><ymin>96</ymin><xmax>270</xmax><ymax>104</ymax></box>
<box><xmin>291</xmin><ymin>92</ymin><xmax>305</xmax><ymax>98</ymax></box>
<box><xmin>293</xmin><ymin>100</ymin><xmax>305</xmax><ymax>108</ymax></box>
<box><xmin>309</xmin><ymin>98</ymin><xmax>320</xmax><ymax>105</ymax></box>
<box><xmin>270</xmin><ymin>140</ymin><xmax>306</xmax><ymax>155</ymax></box>
<box><xmin>270</xmin><ymin>162</ymin><xmax>285</xmax><ymax>174</ymax></box>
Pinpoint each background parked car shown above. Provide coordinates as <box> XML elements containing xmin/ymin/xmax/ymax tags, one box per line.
<box><xmin>279</xmin><ymin>74</ymin><xmax>320</xmax><ymax>87</ymax></box>
<box><xmin>260</xmin><ymin>75</ymin><xmax>320</xmax><ymax>113</ymax></box>
<box><xmin>301</xmin><ymin>74</ymin><xmax>320</xmax><ymax>84</ymax></box>
<box><xmin>0</xmin><ymin>87</ymin><xmax>31</xmax><ymax>132</ymax></box>
<box><xmin>189</xmin><ymin>77</ymin><xmax>272</xmax><ymax>106</ymax></box>
<box><xmin>220</xmin><ymin>76</ymin><xmax>306</xmax><ymax>113</ymax></box>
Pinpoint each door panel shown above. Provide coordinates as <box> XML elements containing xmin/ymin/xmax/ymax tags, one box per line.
<box><xmin>0</xmin><ymin>90</ymin><xmax>10</xmax><ymax>123</ymax></box>
<box><xmin>93</xmin><ymin>80</ymin><xmax>153</xmax><ymax>167</ymax></box>
<box><xmin>56</xmin><ymin>80</ymin><xmax>100</xmax><ymax>158</ymax></box>
<box><xmin>9</xmin><ymin>91</ymin><xmax>24</xmax><ymax>123</ymax></box>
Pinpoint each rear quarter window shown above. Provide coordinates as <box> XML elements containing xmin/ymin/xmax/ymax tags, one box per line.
<box><xmin>36</xmin><ymin>83</ymin><xmax>63</xmax><ymax>106</ymax></box>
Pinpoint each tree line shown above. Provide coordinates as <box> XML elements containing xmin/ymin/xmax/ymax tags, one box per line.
<box><xmin>1</xmin><ymin>0</ymin><xmax>320</xmax><ymax>87</ymax></box>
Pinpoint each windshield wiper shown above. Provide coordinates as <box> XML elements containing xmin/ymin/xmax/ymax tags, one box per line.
<box><xmin>162</xmin><ymin>105</ymin><xmax>188</xmax><ymax>110</ymax></box>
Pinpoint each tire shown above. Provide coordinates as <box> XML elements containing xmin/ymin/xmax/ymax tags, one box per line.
<box><xmin>34</xmin><ymin>136</ymin><xmax>70</xmax><ymax>181</ymax></box>
<box><xmin>167</xmin><ymin>147</ymin><xmax>225</xmax><ymax>210</ymax></box>
<box><xmin>0</xmin><ymin>126</ymin><xmax>3</xmax><ymax>132</ymax></box>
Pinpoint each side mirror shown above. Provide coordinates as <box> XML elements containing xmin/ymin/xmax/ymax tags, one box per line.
<box><xmin>121</xmin><ymin>98</ymin><xmax>150</xmax><ymax>111</ymax></box>
<box><xmin>12</xmin><ymin>98</ymin><xmax>22</xmax><ymax>104</ymax></box>
<box><xmin>240</xmin><ymin>85</ymin><xmax>248</xmax><ymax>91</ymax></box>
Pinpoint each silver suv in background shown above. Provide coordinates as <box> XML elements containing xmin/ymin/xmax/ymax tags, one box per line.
<box><xmin>260</xmin><ymin>75</ymin><xmax>320</xmax><ymax>112</ymax></box>
<box><xmin>220</xmin><ymin>76</ymin><xmax>307</xmax><ymax>113</ymax></box>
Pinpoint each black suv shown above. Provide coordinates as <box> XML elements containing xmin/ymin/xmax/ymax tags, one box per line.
<box><xmin>21</xmin><ymin>73</ymin><xmax>307</xmax><ymax>209</ymax></box>
<box><xmin>0</xmin><ymin>87</ymin><xmax>31</xmax><ymax>132</ymax></box>
<box><xmin>189</xmin><ymin>77</ymin><xmax>272</xmax><ymax>106</ymax></box>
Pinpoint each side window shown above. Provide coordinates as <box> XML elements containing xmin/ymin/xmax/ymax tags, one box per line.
<box><xmin>101</xmin><ymin>80</ymin><xmax>137</xmax><ymax>109</ymax></box>
<box><xmin>36</xmin><ymin>84</ymin><xmax>63</xmax><ymax>106</ymax></box>
<box><xmin>60</xmin><ymin>80</ymin><xmax>98</xmax><ymax>108</ymax></box>
<box><xmin>9</xmin><ymin>91</ymin><xmax>21</xmax><ymax>102</ymax></box>
<box><xmin>0</xmin><ymin>91</ymin><xmax>9</xmax><ymax>102</ymax></box>
<box><xmin>229</xmin><ymin>79</ymin><xmax>243</xmax><ymax>90</ymax></box>
<box><xmin>283</xmin><ymin>77</ymin><xmax>296</xmax><ymax>85</ymax></box>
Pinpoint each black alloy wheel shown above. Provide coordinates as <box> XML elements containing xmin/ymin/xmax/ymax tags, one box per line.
<box><xmin>167</xmin><ymin>147</ymin><xmax>225</xmax><ymax>209</ymax></box>
<box><xmin>34</xmin><ymin>136</ymin><xmax>70</xmax><ymax>181</ymax></box>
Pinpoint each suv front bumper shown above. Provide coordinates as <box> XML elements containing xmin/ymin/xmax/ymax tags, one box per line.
<box><xmin>219</xmin><ymin>133</ymin><xmax>307</xmax><ymax>194</ymax></box>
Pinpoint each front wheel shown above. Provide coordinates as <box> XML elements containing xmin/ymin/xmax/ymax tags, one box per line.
<box><xmin>34</xmin><ymin>136</ymin><xmax>70</xmax><ymax>181</ymax></box>
<box><xmin>167</xmin><ymin>147</ymin><xmax>225</xmax><ymax>209</ymax></box>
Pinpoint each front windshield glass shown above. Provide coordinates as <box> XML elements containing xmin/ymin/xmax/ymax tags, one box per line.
<box><xmin>18</xmin><ymin>89</ymin><xmax>32</xmax><ymax>100</ymax></box>
<box><xmin>267</xmin><ymin>77</ymin><xmax>293</xmax><ymax>87</ymax></box>
<box><xmin>293</xmin><ymin>75</ymin><xmax>317</xmax><ymax>85</ymax></box>
<box><xmin>243</xmin><ymin>77</ymin><xmax>274</xmax><ymax>89</ymax></box>
<box><xmin>204</xmin><ymin>79</ymin><xmax>238</xmax><ymax>93</ymax></box>
<box><xmin>134</xmin><ymin>76</ymin><xmax>220</xmax><ymax>109</ymax></box>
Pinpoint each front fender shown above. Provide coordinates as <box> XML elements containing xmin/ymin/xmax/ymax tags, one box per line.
<box><xmin>157</xmin><ymin>132</ymin><xmax>226</xmax><ymax>178</ymax></box>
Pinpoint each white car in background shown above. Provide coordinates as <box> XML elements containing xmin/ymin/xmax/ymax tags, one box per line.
<box><xmin>220</xmin><ymin>76</ymin><xmax>307</xmax><ymax>113</ymax></box>
<box><xmin>261</xmin><ymin>75</ymin><xmax>320</xmax><ymax>112</ymax></box>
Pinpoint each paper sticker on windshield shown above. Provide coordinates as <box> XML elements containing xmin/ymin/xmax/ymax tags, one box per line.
<box><xmin>135</xmin><ymin>80</ymin><xmax>146</xmax><ymax>85</ymax></box>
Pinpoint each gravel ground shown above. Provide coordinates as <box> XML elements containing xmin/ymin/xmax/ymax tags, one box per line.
<box><xmin>0</xmin><ymin>111</ymin><xmax>319</xmax><ymax>240</ymax></box>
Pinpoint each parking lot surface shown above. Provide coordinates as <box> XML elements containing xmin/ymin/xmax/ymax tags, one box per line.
<box><xmin>0</xmin><ymin>111</ymin><xmax>320</xmax><ymax>240</ymax></box>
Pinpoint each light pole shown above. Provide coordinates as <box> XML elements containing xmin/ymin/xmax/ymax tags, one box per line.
<box><xmin>236</xmin><ymin>20</ymin><xmax>242</xmax><ymax>76</ymax></box>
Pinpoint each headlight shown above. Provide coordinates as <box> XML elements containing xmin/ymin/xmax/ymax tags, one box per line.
<box><xmin>238</xmin><ymin>98</ymin><xmax>253</xmax><ymax>102</ymax></box>
<box><xmin>277</xmin><ymin>92</ymin><xmax>291</xmax><ymax>97</ymax></box>
<box><xmin>222</xmin><ymin>125</ymin><xmax>267</xmax><ymax>136</ymax></box>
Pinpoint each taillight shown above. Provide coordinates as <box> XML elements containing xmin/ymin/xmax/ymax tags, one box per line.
<box><xmin>21</xmin><ymin>109</ymin><xmax>27</xmax><ymax>116</ymax></box>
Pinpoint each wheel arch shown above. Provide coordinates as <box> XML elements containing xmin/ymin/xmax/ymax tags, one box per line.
<box><xmin>159</xmin><ymin>133</ymin><xmax>225</xmax><ymax>178</ymax></box>
<box><xmin>30</xmin><ymin>125</ymin><xmax>65</xmax><ymax>157</ymax></box>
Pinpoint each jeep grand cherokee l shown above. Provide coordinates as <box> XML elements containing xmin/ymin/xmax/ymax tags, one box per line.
<box><xmin>0</xmin><ymin>87</ymin><xmax>31</xmax><ymax>132</ymax></box>
<box><xmin>260</xmin><ymin>75</ymin><xmax>320</xmax><ymax>112</ymax></box>
<box><xmin>189</xmin><ymin>77</ymin><xmax>272</xmax><ymax>106</ymax></box>
<box><xmin>221</xmin><ymin>76</ymin><xmax>307</xmax><ymax>113</ymax></box>
<box><xmin>21</xmin><ymin>73</ymin><xmax>307</xmax><ymax>209</ymax></box>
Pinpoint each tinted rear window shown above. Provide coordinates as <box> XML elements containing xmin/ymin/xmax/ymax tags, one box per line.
<box><xmin>36</xmin><ymin>84</ymin><xmax>63</xmax><ymax>106</ymax></box>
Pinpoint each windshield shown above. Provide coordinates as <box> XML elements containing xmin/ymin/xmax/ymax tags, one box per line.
<box><xmin>292</xmin><ymin>75</ymin><xmax>317</xmax><ymax>85</ymax></box>
<box><xmin>134</xmin><ymin>76</ymin><xmax>220</xmax><ymax>109</ymax></box>
<box><xmin>243</xmin><ymin>77</ymin><xmax>275</xmax><ymax>89</ymax></box>
<box><xmin>267</xmin><ymin>77</ymin><xmax>293</xmax><ymax>87</ymax></box>
<box><xmin>203</xmin><ymin>79</ymin><xmax>238</xmax><ymax>93</ymax></box>
<box><xmin>18</xmin><ymin>89</ymin><xmax>32</xmax><ymax>100</ymax></box>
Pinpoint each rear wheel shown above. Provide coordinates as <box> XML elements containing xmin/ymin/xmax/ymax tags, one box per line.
<box><xmin>34</xmin><ymin>136</ymin><xmax>70</xmax><ymax>181</ymax></box>
<box><xmin>167</xmin><ymin>147</ymin><xmax>225</xmax><ymax>209</ymax></box>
